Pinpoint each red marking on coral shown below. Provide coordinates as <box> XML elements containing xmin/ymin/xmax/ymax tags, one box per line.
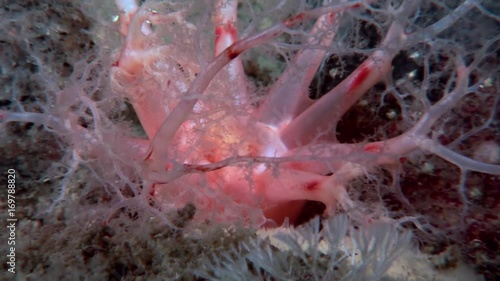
<box><xmin>400</xmin><ymin>157</ymin><xmax>407</xmax><ymax>164</ymax></box>
<box><xmin>349</xmin><ymin>64</ymin><xmax>371</xmax><ymax>93</ymax></box>
<box><xmin>304</xmin><ymin>181</ymin><xmax>320</xmax><ymax>192</ymax></box>
<box><xmin>364</xmin><ymin>143</ymin><xmax>380</xmax><ymax>153</ymax></box>
<box><xmin>149</xmin><ymin>183</ymin><xmax>157</xmax><ymax>196</ymax></box>
<box><xmin>215</xmin><ymin>26</ymin><xmax>224</xmax><ymax>38</ymax></box>
<box><xmin>327</xmin><ymin>12</ymin><xmax>336</xmax><ymax>24</ymax></box>
<box><xmin>215</xmin><ymin>24</ymin><xmax>237</xmax><ymax>44</ymax></box>
<box><xmin>227</xmin><ymin>24</ymin><xmax>238</xmax><ymax>40</ymax></box>
<box><xmin>215</xmin><ymin>23</ymin><xmax>239</xmax><ymax>56</ymax></box>
<box><xmin>227</xmin><ymin>46</ymin><xmax>240</xmax><ymax>60</ymax></box>
<box><xmin>166</xmin><ymin>80</ymin><xmax>171</xmax><ymax>87</ymax></box>
<box><xmin>284</xmin><ymin>13</ymin><xmax>305</xmax><ymax>27</ymax></box>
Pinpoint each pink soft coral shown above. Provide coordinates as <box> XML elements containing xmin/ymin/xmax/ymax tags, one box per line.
<box><xmin>107</xmin><ymin>0</ymin><xmax>500</xmax><ymax>226</ymax></box>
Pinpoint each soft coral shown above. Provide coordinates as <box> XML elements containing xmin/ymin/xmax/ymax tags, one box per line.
<box><xmin>108</xmin><ymin>0</ymin><xmax>500</xmax><ymax>226</ymax></box>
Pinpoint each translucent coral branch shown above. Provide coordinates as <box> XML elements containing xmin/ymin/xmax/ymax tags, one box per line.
<box><xmin>213</xmin><ymin>0</ymin><xmax>249</xmax><ymax>106</ymax></box>
<box><xmin>255</xmin><ymin>161</ymin><xmax>364</xmax><ymax>218</ymax></box>
<box><xmin>213</xmin><ymin>0</ymin><xmax>239</xmax><ymax>56</ymax></box>
<box><xmin>427</xmin><ymin>143</ymin><xmax>500</xmax><ymax>175</ymax></box>
<box><xmin>281</xmin><ymin>133</ymin><xmax>417</xmax><ymax>175</ymax></box>
<box><xmin>0</xmin><ymin>110</ymin><xmax>64</xmax><ymax>132</ymax></box>
<box><xmin>257</xmin><ymin>2</ymin><xmax>343</xmax><ymax>128</ymax></box>
<box><xmin>409</xmin><ymin>62</ymin><xmax>469</xmax><ymax>137</ymax></box>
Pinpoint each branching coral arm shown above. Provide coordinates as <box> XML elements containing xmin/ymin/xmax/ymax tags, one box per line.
<box><xmin>426</xmin><ymin>143</ymin><xmax>500</xmax><ymax>175</ymax></box>
<box><xmin>405</xmin><ymin>63</ymin><xmax>500</xmax><ymax>175</ymax></box>
<box><xmin>406</xmin><ymin>0</ymin><xmax>475</xmax><ymax>45</ymax></box>
<box><xmin>285</xmin><ymin>61</ymin><xmax>500</xmax><ymax>176</ymax></box>
<box><xmin>279</xmin><ymin>0</ymin><xmax>473</xmax><ymax>148</ymax></box>
<box><xmin>279</xmin><ymin>132</ymin><xmax>416</xmax><ymax>176</ymax></box>
<box><xmin>410</xmin><ymin>63</ymin><xmax>469</xmax><ymax>137</ymax></box>
<box><xmin>279</xmin><ymin>19</ymin><xmax>408</xmax><ymax>148</ymax></box>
